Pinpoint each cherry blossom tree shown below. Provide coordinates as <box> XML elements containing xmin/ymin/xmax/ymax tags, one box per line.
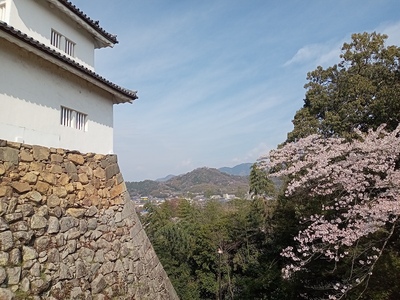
<box><xmin>260</xmin><ymin>124</ymin><xmax>400</xmax><ymax>299</ymax></box>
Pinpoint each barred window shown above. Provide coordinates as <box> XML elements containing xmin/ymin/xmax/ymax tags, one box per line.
<box><xmin>51</xmin><ymin>29</ymin><xmax>62</xmax><ymax>49</ymax></box>
<box><xmin>0</xmin><ymin>1</ymin><xmax>6</xmax><ymax>22</ymax></box>
<box><xmin>51</xmin><ymin>29</ymin><xmax>75</xmax><ymax>57</ymax></box>
<box><xmin>65</xmin><ymin>38</ymin><xmax>75</xmax><ymax>56</ymax></box>
<box><xmin>61</xmin><ymin>106</ymin><xmax>87</xmax><ymax>131</ymax></box>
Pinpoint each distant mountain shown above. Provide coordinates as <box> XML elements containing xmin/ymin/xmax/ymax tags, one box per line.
<box><xmin>156</xmin><ymin>174</ymin><xmax>176</xmax><ymax>182</ymax></box>
<box><xmin>126</xmin><ymin>167</ymin><xmax>249</xmax><ymax>198</ymax></box>
<box><xmin>218</xmin><ymin>163</ymin><xmax>253</xmax><ymax>176</ymax></box>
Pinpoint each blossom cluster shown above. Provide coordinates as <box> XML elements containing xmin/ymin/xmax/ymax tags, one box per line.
<box><xmin>261</xmin><ymin>124</ymin><xmax>400</xmax><ymax>298</ymax></box>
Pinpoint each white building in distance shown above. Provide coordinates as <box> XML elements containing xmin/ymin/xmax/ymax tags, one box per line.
<box><xmin>0</xmin><ymin>0</ymin><xmax>137</xmax><ymax>154</ymax></box>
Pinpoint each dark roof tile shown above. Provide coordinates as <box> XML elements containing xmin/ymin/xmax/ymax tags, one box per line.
<box><xmin>0</xmin><ymin>21</ymin><xmax>137</xmax><ymax>103</ymax></box>
<box><xmin>58</xmin><ymin>0</ymin><xmax>118</xmax><ymax>44</ymax></box>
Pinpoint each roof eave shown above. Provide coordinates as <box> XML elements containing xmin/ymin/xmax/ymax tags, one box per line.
<box><xmin>0</xmin><ymin>22</ymin><xmax>137</xmax><ymax>104</ymax></box>
<box><xmin>46</xmin><ymin>0</ymin><xmax>118</xmax><ymax>48</ymax></box>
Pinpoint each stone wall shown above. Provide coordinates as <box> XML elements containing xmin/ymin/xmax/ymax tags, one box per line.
<box><xmin>0</xmin><ymin>140</ymin><xmax>179</xmax><ymax>299</ymax></box>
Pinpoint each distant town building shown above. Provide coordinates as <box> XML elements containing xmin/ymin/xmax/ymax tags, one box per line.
<box><xmin>0</xmin><ymin>0</ymin><xmax>137</xmax><ymax>153</ymax></box>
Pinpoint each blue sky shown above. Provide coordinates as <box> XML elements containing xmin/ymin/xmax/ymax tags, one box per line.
<box><xmin>72</xmin><ymin>0</ymin><xmax>400</xmax><ymax>182</ymax></box>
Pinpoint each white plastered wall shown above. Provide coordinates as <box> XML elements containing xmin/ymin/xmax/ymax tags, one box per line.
<box><xmin>8</xmin><ymin>0</ymin><xmax>95</xmax><ymax>70</ymax></box>
<box><xmin>0</xmin><ymin>39</ymin><xmax>114</xmax><ymax>154</ymax></box>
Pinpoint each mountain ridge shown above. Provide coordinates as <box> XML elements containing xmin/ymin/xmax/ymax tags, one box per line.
<box><xmin>155</xmin><ymin>162</ymin><xmax>253</xmax><ymax>182</ymax></box>
<box><xmin>126</xmin><ymin>166</ymin><xmax>250</xmax><ymax>198</ymax></box>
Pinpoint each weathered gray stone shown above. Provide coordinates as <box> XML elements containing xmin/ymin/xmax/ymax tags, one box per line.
<box><xmin>31</xmin><ymin>277</ymin><xmax>51</xmax><ymax>295</ymax></box>
<box><xmin>0</xmin><ymin>252</ymin><xmax>8</xmax><ymax>266</ymax></box>
<box><xmin>96</xmin><ymin>238</ymin><xmax>111</xmax><ymax>252</ymax></box>
<box><xmin>0</xmin><ymin>144</ymin><xmax>179</xmax><ymax>300</ymax></box>
<box><xmin>4</xmin><ymin>212</ymin><xmax>23</xmax><ymax>223</ymax></box>
<box><xmin>0</xmin><ymin>217</ymin><xmax>9</xmax><ymax>231</ymax></box>
<box><xmin>70</xmin><ymin>287</ymin><xmax>83</xmax><ymax>299</ymax></box>
<box><xmin>105</xmin><ymin>251</ymin><xmax>118</xmax><ymax>262</ymax></box>
<box><xmin>6</xmin><ymin>266</ymin><xmax>21</xmax><ymax>285</ymax></box>
<box><xmin>87</xmin><ymin>218</ymin><xmax>97</xmax><ymax>230</ymax></box>
<box><xmin>91</xmin><ymin>274</ymin><xmax>107</xmax><ymax>294</ymax></box>
<box><xmin>122</xmin><ymin>200</ymin><xmax>135</xmax><ymax>220</ymax></box>
<box><xmin>31</xmin><ymin>214</ymin><xmax>47</xmax><ymax>229</ymax></box>
<box><xmin>97</xmin><ymin>224</ymin><xmax>109</xmax><ymax>232</ymax></box>
<box><xmin>18</xmin><ymin>203</ymin><xmax>34</xmax><ymax>217</ymax></box>
<box><xmin>66</xmin><ymin>208</ymin><xmax>86</xmax><ymax>218</ymax></box>
<box><xmin>0</xmin><ymin>266</ymin><xmax>6</xmax><ymax>284</ymax></box>
<box><xmin>60</xmin><ymin>217</ymin><xmax>78</xmax><ymax>232</ymax></box>
<box><xmin>114</xmin><ymin>259</ymin><xmax>124</xmax><ymax>272</ymax></box>
<box><xmin>9</xmin><ymin>248</ymin><xmax>21</xmax><ymax>265</ymax></box>
<box><xmin>50</xmin><ymin>206</ymin><xmax>63</xmax><ymax>218</ymax></box>
<box><xmin>64</xmin><ymin>161</ymin><xmax>77</xmax><ymax>174</ymax></box>
<box><xmin>34</xmin><ymin>236</ymin><xmax>50</xmax><ymax>252</ymax></box>
<box><xmin>59</xmin><ymin>263</ymin><xmax>73</xmax><ymax>280</ymax></box>
<box><xmin>22</xmin><ymin>172</ymin><xmax>38</xmax><ymax>184</ymax></box>
<box><xmin>13</xmin><ymin>230</ymin><xmax>33</xmax><ymax>245</ymax></box>
<box><xmin>91</xmin><ymin>230</ymin><xmax>102</xmax><ymax>240</ymax></box>
<box><xmin>0</xmin><ymin>231</ymin><xmax>13</xmax><ymax>251</ymax></box>
<box><xmin>75</xmin><ymin>260</ymin><xmax>87</xmax><ymax>278</ymax></box>
<box><xmin>22</xmin><ymin>246</ymin><xmax>38</xmax><ymax>261</ymax></box>
<box><xmin>52</xmin><ymin>186</ymin><xmax>67</xmax><ymax>198</ymax></box>
<box><xmin>30</xmin><ymin>262</ymin><xmax>41</xmax><ymax>277</ymax></box>
<box><xmin>105</xmin><ymin>164</ymin><xmax>119</xmax><ymax>180</ymax></box>
<box><xmin>86</xmin><ymin>206</ymin><xmax>98</xmax><ymax>217</ymax></box>
<box><xmin>47</xmin><ymin>216</ymin><xmax>60</xmax><ymax>233</ymax></box>
<box><xmin>0</xmin><ymin>186</ymin><xmax>12</xmax><ymax>197</ymax></box>
<box><xmin>32</xmin><ymin>145</ymin><xmax>50</xmax><ymax>161</ymax></box>
<box><xmin>20</xmin><ymin>277</ymin><xmax>30</xmax><ymax>292</ymax></box>
<box><xmin>0</xmin><ymin>147</ymin><xmax>19</xmax><ymax>164</ymax></box>
<box><xmin>94</xmin><ymin>249</ymin><xmax>105</xmax><ymax>263</ymax></box>
<box><xmin>0</xmin><ymin>288</ymin><xmax>14</xmax><ymax>300</ymax></box>
<box><xmin>6</xmin><ymin>198</ymin><xmax>17</xmax><ymax>216</ymax></box>
<box><xmin>79</xmin><ymin>220</ymin><xmax>88</xmax><ymax>234</ymax></box>
<box><xmin>47</xmin><ymin>248</ymin><xmax>60</xmax><ymax>264</ymax></box>
<box><xmin>79</xmin><ymin>247</ymin><xmax>95</xmax><ymax>263</ymax></box>
<box><xmin>47</xmin><ymin>194</ymin><xmax>61</xmax><ymax>208</ymax></box>
<box><xmin>66</xmin><ymin>240</ymin><xmax>77</xmax><ymax>254</ymax></box>
<box><xmin>115</xmin><ymin>212</ymin><xmax>122</xmax><ymax>223</ymax></box>
<box><xmin>26</xmin><ymin>190</ymin><xmax>42</xmax><ymax>202</ymax></box>
<box><xmin>9</xmin><ymin>220</ymin><xmax>28</xmax><ymax>231</ymax></box>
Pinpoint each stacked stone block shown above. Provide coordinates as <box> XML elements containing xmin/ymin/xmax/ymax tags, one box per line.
<box><xmin>0</xmin><ymin>140</ymin><xmax>178</xmax><ymax>299</ymax></box>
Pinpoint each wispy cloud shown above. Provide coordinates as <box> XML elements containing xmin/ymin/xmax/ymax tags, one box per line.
<box><xmin>72</xmin><ymin>0</ymin><xmax>400</xmax><ymax>181</ymax></box>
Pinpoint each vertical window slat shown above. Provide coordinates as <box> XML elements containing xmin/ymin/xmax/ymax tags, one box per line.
<box><xmin>65</xmin><ymin>38</ymin><xmax>75</xmax><ymax>56</ymax></box>
<box><xmin>0</xmin><ymin>2</ymin><xmax>6</xmax><ymax>22</ymax></box>
<box><xmin>60</xmin><ymin>106</ymin><xmax>87</xmax><ymax>131</ymax></box>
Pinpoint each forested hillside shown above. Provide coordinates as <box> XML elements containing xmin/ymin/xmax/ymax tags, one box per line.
<box><xmin>142</xmin><ymin>32</ymin><xmax>400</xmax><ymax>300</ymax></box>
<box><xmin>126</xmin><ymin>167</ymin><xmax>249</xmax><ymax>197</ymax></box>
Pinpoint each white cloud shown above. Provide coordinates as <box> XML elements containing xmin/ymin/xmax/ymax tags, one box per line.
<box><xmin>283</xmin><ymin>39</ymin><xmax>345</xmax><ymax>69</ymax></box>
<box><xmin>377</xmin><ymin>21</ymin><xmax>400</xmax><ymax>45</ymax></box>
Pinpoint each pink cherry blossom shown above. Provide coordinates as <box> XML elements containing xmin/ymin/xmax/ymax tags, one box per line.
<box><xmin>260</xmin><ymin>124</ymin><xmax>400</xmax><ymax>299</ymax></box>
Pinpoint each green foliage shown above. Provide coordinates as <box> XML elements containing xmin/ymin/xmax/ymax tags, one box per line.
<box><xmin>287</xmin><ymin>32</ymin><xmax>400</xmax><ymax>142</ymax></box>
<box><xmin>142</xmin><ymin>31</ymin><xmax>400</xmax><ymax>299</ymax></box>
<box><xmin>249</xmin><ymin>163</ymin><xmax>276</xmax><ymax>199</ymax></box>
<box><xmin>277</xmin><ymin>31</ymin><xmax>400</xmax><ymax>298</ymax></box>
<box><xmin>127</xmin><ymin>167</ymin><xmax>249</xmax><ymax>197</ymax></box>
<box><xmin>142</xmin><ymin>197</ymin><xmax>293</xmax><ymax>299</ymax></box>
